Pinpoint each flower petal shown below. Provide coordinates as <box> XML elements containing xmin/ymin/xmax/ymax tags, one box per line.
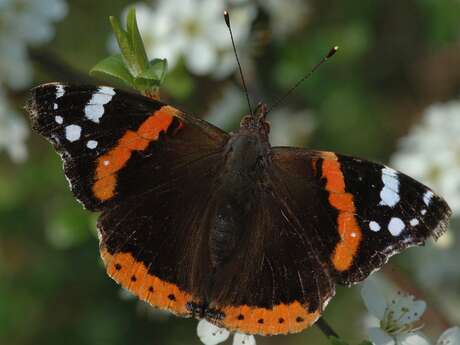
<box><xmin>368</xmin><ymin>327</ymin><xmax>395</xmax><ymax>345</ymax></box>
<box><xmin>398</xmin><ymin>332</ymin><xmax>431</xmax><ymax>345</ymax></box>
<box><xmin>197</xmin><ymin>319</ymin><xmax>230</xmax><ymax>345</ymax></box>
<box><xmin>361</xmin><ymin>280</ymin><xmax>387</xmax><ymax>320</ymax></box>
<box><xmin>233</xmin><ymin>333</ymin><xmax>256</xmax><ymax>345</ymax></box>
<box><xmin>437</xmin><ymin>326</ymin><xmax>460</xmax><ymax>345</ymax></box>
<box><xmin>389</xmin><ymin>292</ymin><xmax>426</xmax><ymax>325</ymax></box>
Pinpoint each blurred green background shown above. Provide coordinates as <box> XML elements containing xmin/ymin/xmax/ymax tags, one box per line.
<box><xmin>1</xmin><ymin>0</ymin><xmax>460</xmax><ymax>344</ymax></box>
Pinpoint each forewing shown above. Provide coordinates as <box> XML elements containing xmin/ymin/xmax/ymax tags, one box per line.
<box><xmin>271</xmin><ymin>147</ymin><xmax>451</xmax><ymax>285</ymax></box>
<box><xmin>27</xmin><ymin>83</ymin><xmax>228</xmax><ymax>211</ymax></box>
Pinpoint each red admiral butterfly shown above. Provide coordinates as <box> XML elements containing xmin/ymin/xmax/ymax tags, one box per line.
<box><xmin>26</xmin><ymin>82</ymin><xmax>451</xmax><ymax>336</ymax></box>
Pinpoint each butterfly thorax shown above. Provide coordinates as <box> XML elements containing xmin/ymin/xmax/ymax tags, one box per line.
<box><xmin>207</xmin><ymin>107</ymin><xmax>271</xmax><ymax>269</ymax></box>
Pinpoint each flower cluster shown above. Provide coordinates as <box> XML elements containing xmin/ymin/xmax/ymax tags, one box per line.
<box><xmin>361</xmin><ymin>278</ymin><xmax>460</xmax><ymax>345</ymax></box>
<box><xmin>391</xmin><ymin>100</ymin><xmax>460</xmax><ymax>311</ymax></box>
<box><xmin>0</xmin><ymin>0</ymin><xmax>68</xmax><ymax>162</ymax></box>
<box><xmin>0</xmin><ymin>0</ymin><xmax>68</xmax><ymax>89</ymax></box>
<box><xmin>113</xmin><ymin>0</ymin><xmax>310</xmax><ymax>79</ymax></box>
<box><xmin>0</xmin><ymin>89</ymin><xmax>28</xmax><ymax>162</ymax></box>
<box><xmin>117</xmin><ymin>0</ymin><xmax>256</xmax><ymax>78</ymax></box>
<box><xmin>391</xmin><ymin>101</ymin><xmax>460</xmax><ymax>216</ymax></box>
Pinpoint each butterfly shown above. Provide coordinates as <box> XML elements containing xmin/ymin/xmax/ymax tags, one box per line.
<box><xmin>26</xmin><ymin>83</ymin><xmax>451</xmax><ymax>335</ymax></box>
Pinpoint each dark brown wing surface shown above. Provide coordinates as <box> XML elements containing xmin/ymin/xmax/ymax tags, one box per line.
<box><xmin>203</xmin><ymin>146</ymin><xmax>450</xmax><ymax>335</ymax></box>
<box><xmin>28</xmin><ymin>83</ymin><xmax>230</xmax><ymax>316</ymax></box>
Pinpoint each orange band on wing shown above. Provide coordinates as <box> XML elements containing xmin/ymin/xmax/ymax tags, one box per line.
<box><xmin>215</xmin><ymin>301</ymin><xmax>320</xmax><ymax>335</ymax></box>
<box><xmin>321</xmin><ymin>153</ymin><xmax>362</xmax><ymax>271</ymax></box>
<box><xmin>100</xmin><ymin>249</ymin><xmax>193</xmax><ymax>316</ymax></box>
<box><xmin>93</xmin><ymin>106</ymin><xmax>181</xmax><ymax>201</ymax></box>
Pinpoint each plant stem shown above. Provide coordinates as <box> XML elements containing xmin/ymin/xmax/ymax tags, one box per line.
<box><xmin>316</xmin><ymin>317</ymin><xmax>340</xmax><ymax>339</ymax></box>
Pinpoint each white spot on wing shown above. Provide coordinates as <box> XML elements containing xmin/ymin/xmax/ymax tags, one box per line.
<box><xmin>53</xmin><ymin>103</ymin><xmax>58</xmax><ymax>110</ymax></box>
<box><xmin>55</xmin><ymin>116</ymin><xmax>63</xmax><ymax>124</ymax></box>
<box><xmin>369</xmin><ymin>221</ymin><xmax>381</xmax><ymax>232</ymax></box>
<box><xmin>421</xmin><ymin>209</ymin><xmax>427</xmax><ymax>215</ymax></box>
<box><xmin>388</xmin><ymin>217</ymin><xmax>405</xmax><ymax>236</ymax></box>
<box><xmin>86</xmin><ymin>140</ymin><xmax>98</xmax><ymax>149</ymax></box>
<box><xmin>84</xmin><ymin>87</ymin><xmax>116</xmax><ymax>123</ymax></box>
<box><xmin>65</xmin><ymin>125</ymin><xmax>81</xmax><ymax>142</ymax></box>
<box><xmin>379</xmin><ymin>167</ymin><xmax>400</xmax><ymax>207</ymax></box>
<box><xmin>56</xmin><ymin>85</ymin><xmax>65</xmax><ymax>98</ymax></box>
<box><xmin>410</xmin><ymin>218</ymin><xmax>419</xmax><ymax>226</ymax></box>
<box><xmin>103</xmin><ymin>160</ymin><xmax>110</xmax><ymax>166</ymax></box>
<box><xmin>423</xmin><ymin>191</ymin><xmax>434</xmax><ymax>206</ymax></box>
<box><xmin>99</xmin><ymin>86</ymin><xmax>116</xmax><ymax>95</ymax></box>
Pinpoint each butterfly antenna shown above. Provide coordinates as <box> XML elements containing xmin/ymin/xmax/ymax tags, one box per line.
<box><xmin>224</xmin><ymin>10</ymin><xmax>253</xmax><ymax>116</ymax></box>
<box><xmin>267</xmin><ymin>46</ymin><xmax>339</xmax><ymax>113</ymax></box>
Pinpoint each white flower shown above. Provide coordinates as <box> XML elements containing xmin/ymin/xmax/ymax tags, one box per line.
<box><xmin>119</xmin><ymin>0</ymin><xmax>256</xmax><ymax>77</ymax></box>
<box><xmin>0</xmin><ymin>88</ymin><xmax>28</xmax><ymax>162</ymax></box>
<box><xmin>233</xmin><ymin>333</ymin><xmax>256</xmax><ymax>345</ymax></box>
<box><xmin>197</xmin><ymin>319</ymin><xmax>256</xmax><ymax>345</ymax></box>
<box><xmin>0</xmin><ymin>38</ymin><xmax>32</xmax><ymax>90</ymax></box>
<box><xmin>268</xmin><ymin>107</ymin><xmax>315</xmax><ymax>147</ymax></box>
<box><xmin>259</xmin><ymin>0</ymin><xmax>309</xmax><ymax>39</ymax></box>
<box><xmin>391</xmin><ymin>100</ymin><xmax>460</xmax><ymax>215</ymax></box>
<box><xmin>391</xmin><ymin>100</ymin><xmax>460</xmax><ymax>303</ymax></box>
<box><xmin>437</xmin><ymin>327</ymin><xmax>460</xmax><ymax>345</ymax></box>
<box><xmin>197</xmin><ymin>319</ymin><xmax>230</xmax><ymax>345</ymax></box>
<box><xmin>0</xmin><ymin>0</ymin><xmax>68</xmax><ymax>89</ymax></box>
<box><xmin>361</xmin><ymin>280</ymin><xmax>429</xmax><ymax>345</ymax></box>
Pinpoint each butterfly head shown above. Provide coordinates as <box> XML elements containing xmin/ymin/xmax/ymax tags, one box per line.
<box><xmin>239</xmin><ymin>102</ymin><xmax>270</xmax><ymax>139</ymax></box>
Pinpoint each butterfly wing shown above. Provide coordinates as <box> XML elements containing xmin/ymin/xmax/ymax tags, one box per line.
<box><xmin>28</xmin><ymin>83</ymin><xmax>228</xmax><ymax>211</ymax></box>
<box><xmin>27</xmin><ymin>83</ymin><xmax>229</xmax><ymax>316</ymax></box>
<box><xmin>204</xmin><ymin>147</ymin><xmax>450</xmax><ymax>335</ymax></box>
<box><xmin>98</xmin><ymin>149</ymin><xmax>224</xmax><ymax>316</ymax></box>
<box><xmin>271</xmin><ymin>147</ymin><xmax>451</xmax><ymax>285</ymax></box>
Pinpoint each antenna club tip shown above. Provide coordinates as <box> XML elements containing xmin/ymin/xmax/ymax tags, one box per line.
<box><xmin>224</xmin><ymin>10</ymin><xmax>230</xmax><ymax>26</ymax></box>
<box><xmin>327</xmin><ymin>46</ymin><xmax>339</xmax><ymax>58</ymax></box>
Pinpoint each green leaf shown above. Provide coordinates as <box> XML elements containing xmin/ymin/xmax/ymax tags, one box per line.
<box><xmin>328</xmin><ymin>337</ymin><xmax>350</xmax><ymax>345</ymax></box>
<box><xmin>138</xmin><ymin>59</ymin><xmax>168</xmax><ymax>82</ymax></box>
<box><xmin>109</xmin><ymin>15</ymin><xmax>135</xmax><ymax>73</ymax></box>
<box><xmin>357</xmin><ymin>341</ymin><xmax>373</xmax><ymax>345</ymax></box>
<box><xmin>90</xmin><ymin>54</ymin><xmax>134</xmax><ymax>86</ymax></box>
<box><xmin>127</xmin><ymin>7</ymin><xmax>149</xmax><ymax>74</ymax></box>
<box><xmin>92</xmin><ymin>8</ymin><xmax>168</xmax><ymax>97</ymax></box>
<box><xmin>133</xmin><ymin>77</ymin><xmax>159</xmax><ymax>94</ymax></box>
